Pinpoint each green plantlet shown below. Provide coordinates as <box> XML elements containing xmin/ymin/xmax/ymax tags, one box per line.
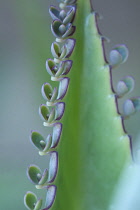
<box><xmin>24</xmin><ymin>0</ymin><xmax>140</xmax><ymax>209</ymax></box>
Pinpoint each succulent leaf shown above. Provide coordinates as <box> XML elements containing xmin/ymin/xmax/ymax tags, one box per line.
<box><xmin>39</xmin><ymin>134</ymin><xmax>52</xmax><ymax>155</ymax></box>
<box><xmin>51</xmin><ymin>42</ymin><xmax>67</xmax><ymax>59</ymax></box>
<box><xmin>62</xmin><ymin>60</ymin><xmax>73</xmax><ymax>75</ymax></box>
<box><xmin>39</xmin><ymin>104</ymin><xmax>55</xmax><ymax>123</ymax></box>
<box><xmin>123</xmin><ymin>98</ymin><xmax>140</xmax><ymax>116</ymax></box>
<box><xmin>24</xmin><ymin>191</ymin><xmax>37</xmax><ymax>210</ymax></box>
<box><xmin>65</xmin><ymin>38</ymin><xmax>76</xmax><ymax>58</ymax></box>
<box><xmin>51</xmin><ymin>1</ymin><xmax>131</xmax><ymax>210</ymax></box>
<box><xmin>63</xmin><ymin>6</ymin><xmax>76</xmax><ymax>24</ymax></box>
<box><xmin>48</xmin><ymin>151</ymin><xmax>58</xmax><ymax>183</ymax></box>
<box><xmin>62</xmin><ymin>23</ymin><xmax>76</xmax><ymax>38</ymax></box>
<box><xmin>51</xmin><ymin>39</ymin><xmax>75</xmax><ymax>59</ymax></box>
<box><xmin>41</xmin><ymin>83</ymin><xmax>58</xmax><ymax>104</ymax></box>
<box><xmin>54</xmin><ymin>62</ymin><xmax>65</xmax><ymax>77</ymax></box>
<box><xmin>34</xmin><ymin>198</ymin><xmax>43</xmax><ymax>210</ymax></box>
<box><xmin>109</xmin><ymin>44</ymin><xmax>129</xmax><ymax>67</ymax></box>
<box><xmin>30</xmin><ymin>131</ymin><xmax>45</xmax><ymax>151</ymax></box>
<box><xmin>44</xmin><ymin>185</ymin><xmax>57</xmax><ymax>209</ymax></box>
<box><xmin>49</xmin><ymin>6</ymin><xmax>60</xmax><ymax>20</ymax></box>
<box><xmin>55</xmin><ymin>102</ymin><xmax>65</xmax><ymax>120</ymax></box>
<box><xmin>27</xmin><ymin>165</ymin><xmax>42</xmax><ymax>185</ymax></box>
<box><xmin>51</xmin><ymin>19</ymin><xmax>64</xmax><ymax>38</ymax></box>
<box><xmin>117</xmin><ymin>76</ymin><xmax>135</xmax><ymax>97</ymax></box>
<box><xmin>46</xmin><ymin>59</ymin><xmax>58</xmax><ymax>76</ymax></box>
<box><xmin>38</xmin><ymin>168</ymin><xmax>48</xmax><ymax>185</ymax></box>
<box><xmin>57</xmin><ymin>77</ymin><xmax>70</xmax><ymax>100</ymax></box>
<box><xmin>51</xmin><ymin>19</ymin><xmax>75</xmax><ymax>38</ymax></box>
<box><xmin>51</xmin><ymin>42</ymin><xmax>61</xmax><ymax>59</ymax></box>
<box><xmin>51</xmin><ymin>122</ymin><xmax>62</xmax><ymax>148</ymax></box>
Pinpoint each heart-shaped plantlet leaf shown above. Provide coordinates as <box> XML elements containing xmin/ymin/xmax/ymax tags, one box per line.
<box><xmin>116</xmin><ymin>76</ymin><xmax>135</xmax><ymax>97</ymax></box>
<box><xmin>34</xmin><ymin>198</ymin><xmax>43</xmax><ymax>210</ymax></box>
<box><xmin>55</xmin><ymin>102</ymin><xmax>65</xmax><ymax>120</ymax></box>
<box><xmin>51</xmin><ymin>123</ymin><xmax>62</xmax><ymax>148</ymax></box>
<box><xmin>39</xmin><ymin>104</ymin><xmax>55</xmax><ymax>123</ymax></box>
<box><xmin>109</xmin><ymin>44</ymin><xmax>129</xmax><ymax>67</ymax></box>
<box><xmin>46</xmin><ymin>59</ymin><xmax>58</xmax><ymax>77</ymax></box>
<box><xmin>49</xmin><ymin>6</ymin><xmax>60</xmax><ymax>20</ymax></box>
<box><xmin>54</xmin><ymin>61</ymin><xmax>65</xmax><ymax>77</ymax></box>
<box><xmin>27</xmin><ymin>165</ymin><xmax>42</xmax><ymax>185</ymax></box>
<box><xmin>44</xmin><ymin>185</ymin><xmax>57</xmax><ymax>210</ymax></box>
<box><xmin>123</xmin><ymin>97</ymin><xmax>140</xmax><ymax>117</ymax></box>
<box><xmin>37</xmin><ymin>168</ymin><xmax>48</xmax><ymax>186</ymax></box>
<box><xmin>48</xmin><ymin>152</ymin><xmax>58</xmax><ymax>183</ymax></box>
<box><xmin>49</xmin><ymin>6</ymin><xmax>76</xmax><ymax>24</ymax></box>
<box><xmin>24</xmin><ymin>191</ymin><xmax>38</xmax><ymax>210</ymax></box>
<box><xmin>41</xmin><ymin>83</ymin><xmax>58</xmax><ymax>103</ymax></box>
<box><xmin>63</xmin><ymin>6</ymin><xmax>76</xmax><ymax>24</ymax></box>
<box><xmin>51</xmin><ymin>20</ymin><xmax>75</xmax><ymax>39</ymax></box>
<box><xmin>65</xmin><ymin>38</ymin><xmax>76</xmax><ymax>58</ymax></box>
<box><xmin>57</xmin><ymin>77</ymin><xmax>70</xmax><ymax>100</ymax></box>
<box><xmin>51</xmin><ymin>19</ymin><xmax>64</xmax><ymax>38</ymax></box>
<box><xmin>46</xmin><ymin>59</ymin><xmax>65</xmax><ymax>77</ymax></box>
<box><xmin>27</xmin><ymin>165</ymin><xmax>49</xmax><ymax>187</ymax></box>
<box><xmin>62</xmin><ymin>60</ymin><xmax>73</xmax><ymax>75</ymax></box>
<box><xmin>30</xmin><ymin>131</ymin><xmax>45</xmax><ymax>151</ymax></box>
<box><xmin>51</xmin><ymin>42</ymin><xmax>67</xmax><ymax>59</ymax></box>
<box><xmin>62</xmin><ymin>23</ymin><xmax>76</xmax><ymax>38</ymax></box>
<box><xmin>39</xmin><ymin>134</ymin><xmax>52</xmax><ymax>156</ymax></box>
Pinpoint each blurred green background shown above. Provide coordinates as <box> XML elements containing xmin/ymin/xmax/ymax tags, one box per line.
<box><xmin>0</xmin><ymin>0</ymin><xmax>140</xmax><ymax>209</ymax></box>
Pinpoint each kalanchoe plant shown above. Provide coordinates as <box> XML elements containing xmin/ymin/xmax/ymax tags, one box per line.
<box><xmin>24</xmin><ymin>0</ymin><xmax>140</xmax><ymax>209</ymax></box>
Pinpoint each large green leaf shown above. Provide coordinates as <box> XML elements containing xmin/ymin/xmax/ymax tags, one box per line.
<box><xmin>52</xmin><ymin>1</ymin><xmax>131</xmax><ymax>210</ymax></box>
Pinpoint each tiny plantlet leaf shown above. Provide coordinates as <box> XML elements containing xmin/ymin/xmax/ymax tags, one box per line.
<box><xmin>51</xmin><ymin>42</ymin><xmax>67</xmax><ymax>59</ymax></box>
<box><xmin>62</xmin><ymin>60</ymin><xmax>73</xmax><ymax>75</ymax></box>
<box><xmin>117</xmin><ymin>76</ymin><xmax>135</xmax><ymax>97</ymax></box>
<box><xmin>34</xmin><ymin>198</ymin><xmax>43</xmax><ymax>210</ymax></box>
<box><xmin>41</xmin><ymin>83</ymin><xmax>53</xmax><ymax>101</ymax></box>
<box><xmin>48</xmin><ymin>151</ymin><xmax>58</xmax><ymax>183</ymax></box>
<box><xmin>42</xmin><ymin>134</ymin><xmax>52</xmax><ymax>153</ymax></box>
<box><xmin>54</xmin><ymin>61</ymin><xmax>65</xmax><ymax>77</ymax></box>
<box><xmin>38</xmin><ymin>168</ymin><xmax>48</xmax><ymax>185</ymax></box>
<box><xmin>51</xmin><ymin>122</ymin><xmax>62</xmax><ymax>148</ymax></box>
<box><xmin>55</xmin><ymin>102</ymin><xmax>65</xmax><ymax>120</ymax></box>
<box><xmin>39</xmin><ymin>104</ymin><xmax>55</xmax><ymax>123</ymax></box>
<box><xmin>51</xmin><ymin>19</ymin><xmax>75</xmax><ymax>38</ymax></box>
<box><xmin>62</xmin><ymin>23</ymin><xmax>76</xmax><ymax>38</ymax></box>
<box><xmin>30</xmin><ymin>131</ymin><xmax>45</xmax><ymax>151</ymax></box>
<box><xmin>41</xmin><ymin>83</ymin><xmax>58</xmax><ymax>103</ymax></box>
<box><xmin>123</xmin><ymin>98</ymin><xmax>140</xmax><ymax>116</ymax></box>
<box><xmin>51</xmin><ymin>39</ymin><xmax>76</xmax><ymax>60</ymax></box>
<box><xmin>62</xmin><ymin>6</ymin><xmax>76</xmax><ymax>24</ymax></box>
<box><xmin>109</xmin><ymin>44</ymin><xmax>129</xmax><ymax>67</ymax></box>
<box><xmin>44</xmin><ymin>185</ymin><xmax>57</xmax><ymax>209</ymax></box>
<box><xmin>65</xmin><ymin>38</ymin><xmax>76</xmax><ymax>58</ymax></box>
<box><xmin>57</xmin><ymin>77</ymin><xmax>70</xmax><ymax>100</ymax></box>
<box><xmin>49</xmin><ymin>6</ymin><xmax>60</xmax><ymax>20</ymax></box>
<box><xmin>49</xmin><ymin>6</ymin><xmax>76</xmax><ymax>24</ymax></box>
<box><xmin>51</xmin><ymin>20</ymin><xmax>62</xmax><ymax>38</ymax></box>
<box><xmin>27</xmin><ymin>165</ymin><xmax>42</xmax><ymax>185</ymax></box>
<box><xmin>24</xmin><ymin>191</ymin><xmax>37</xmax><ymax>210</ymax></box>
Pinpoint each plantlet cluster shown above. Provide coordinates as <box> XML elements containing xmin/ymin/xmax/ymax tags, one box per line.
<box><xmin>24</xmin><ymin>0</ymin><xmax>140</xmax><ymax>209</ymax></box>
<box><xmin>24</xmin><ymin>0</ymin><xmax>77</xmax><ymax>209</ymax></box>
